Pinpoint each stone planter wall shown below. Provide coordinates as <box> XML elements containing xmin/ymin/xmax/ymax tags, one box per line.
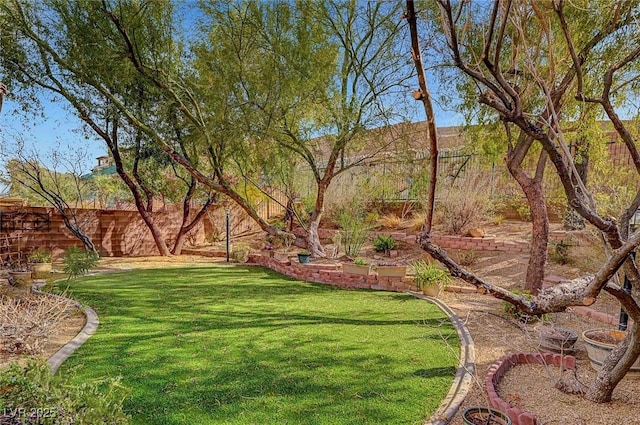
<box><xmin>249</xmin><ymin>254</ymin><xmax>413</xmax><ymax>292</ymax></box>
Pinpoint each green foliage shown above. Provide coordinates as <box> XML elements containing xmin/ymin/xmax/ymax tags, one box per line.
<box><xmin>63</xmin><ymin>247</ymin><xmax>99</xmax><ymax>280</ymax></box>
<box><xmin>353</xmin><ymin>258</ymin><xmax>368</xmax><ymax>266</ymax></box>
<box><xmin>373</xmin><ymin>234</ymin><xmax>396</xmax><ymax>253</ymax></box>
<box><xmin>28</xmin><ymin>247</ymin><xmax>52</xmax><ymax>263</ymax></box>
<box><xmin>412</xmin><ymin>260</ymin><xmax>451</xmax><ymax>290</ymax></box>
<box><xmin>338</xmin><ymin>211</ymin><xmax>370</xmax><ymax>257</ymax></box>
<box><xmin>550</xmin><ymin>240</ymin><xmax>572</xmax><ymax>265</ymax></box>
<box><xmin>0</xmin><ymin>359</ymin><xmax>129</xmax><ymax>424</ymax></box>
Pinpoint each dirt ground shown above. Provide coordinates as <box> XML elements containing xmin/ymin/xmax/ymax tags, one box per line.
<box><xmin>4</xmin><ymin>221</ymin><xmax>638</xmax><ymax>424</ymax></box>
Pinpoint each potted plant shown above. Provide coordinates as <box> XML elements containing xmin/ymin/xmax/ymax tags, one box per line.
<box><xmin>412</xmin><ymin>259</ymin><xmax>451</xmax><ymax>297</ymax></box>
<box><xmin>7</xmin><ymin>257</ymin><xmax>33</xmax><ymax>287</ymax></box>
<box><xmin>582</xmin><ymin>329</ymin><xmax>640</xmax><ymax>376</ymax></box>
<box><xmin>462</xmin><ymin>407</ymin><xmax>511</xmax><ymax>425</ymax></box>
<box><xmin>342</xmin><ymin>258</ymin><xmax>371</xmax><ymax>275</ymax></box>
<box><xmin>297</xmin><ymin>250</ymin><xmax>311</xmax><ymax>264</ymax></box>
<box><xmin>28</xmin><ymin>247</ymin><xmax>53</xmax><ymax>277</ymax></box>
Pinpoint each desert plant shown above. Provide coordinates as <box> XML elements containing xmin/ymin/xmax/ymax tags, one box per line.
<box><xmin>28</xmin><ymin>247</ymin><xmax>53</xmax><ymax>263</ymax></box>
<box><xmin>373</xmin><ymin>235</ymin><xmax>396</xmax><ymax>253</ymax></box>
<box><xmin>0</xmin><ymin>359</ymin><xmax>130</xmax><ymax>424</ymax></box>
<box><xmin>0</xmin><ymin>292</ymin><xmax>76</xmax><ymax>354</ymax></box>
<box><xmin>434</xmin><ymin>171</ymin><xmax>495</xmax><ymax>235</ymax></box>
<box><xmin>456</xmin><ymin>249</ymin><xmax>479</xmax><ymax>266</ymax></box>
<box><xmin>353</xmin><ymin>258</ymin><xmax>368</xmax><ymax>266</ymax></box>
<box><xmin>63</xmin><ymin>246</ymin><xmax>99</xmax><ymax>280</ymax></box>
<box><xmin>550</xmin><ymin>240</ymin><xmax>572</xmax><ymax>265</ymax></box>
<box><xmin>412</xmin><ymin>260</ymin><xmax>451</xmax><ymax>290</ymax></box>
<box><xmin>377</xmin><ymin>214</ymin><xmax>403</xmax><ymax>229</ymax></box>
<box><xmin>231</xmin><ymin>243</ymin><xmax>251</xmax><ymax>263</ymax></box>
<box><xmin>338</xmin><ymin>211</ymin><xmax>370</xmax><ymax>257</ymax></box>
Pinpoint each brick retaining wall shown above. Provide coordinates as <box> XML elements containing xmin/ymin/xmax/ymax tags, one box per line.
<box><xmin>249</xmin><ymin>253</ymin><xmax>414</xmax><ymax>292</ymax></box>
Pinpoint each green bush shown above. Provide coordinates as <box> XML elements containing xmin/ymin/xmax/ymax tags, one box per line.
<box><xmin>338</xmin><ymin>212</ymin><xmax>370</xmax><ymax>258</ymax></box>
<box><xmin>373</xmin><ymin>235</ymin><xmax>396</xmax><ymax>253</ymax></box>
<box><xmin>0</xmin><ymin>359</ymin><xmax>129</xmax><ymax>424</ymax></box>
<box><xmin>412</xmin><ymin>260</ymin><xmax>451</xmax><ymax>290</ymax></box>
<box><xmin>63</xmin><ymin>247</ymin><xmax>99</xmax><ymax>280</ymax></box>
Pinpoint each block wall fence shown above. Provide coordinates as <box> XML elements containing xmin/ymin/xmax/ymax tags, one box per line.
<box><xmin>0</xmin><ymin>205</ymin><xmax>589</xmax><ymax>260</ymax></box>
<box><xmin>0</xmin><ymin>204</ymin><xmax>259</xmax><ymax>258</ymax></box>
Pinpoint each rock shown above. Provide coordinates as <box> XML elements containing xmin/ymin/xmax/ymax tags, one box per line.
<box><xmin>468</xmin><ymin>227</ymin><xmax>486</xmax><ymax>238</ymax></box>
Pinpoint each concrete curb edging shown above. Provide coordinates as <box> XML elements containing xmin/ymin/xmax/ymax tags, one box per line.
<box><xmin>405</xmin><ymin>291</ymin><xmax>476</xmax><ymax>425</ymax></box>
<box><xmin>31</xmin><ymin>281</ymin><xmax>99</xmax><ymax>373</ymax></box>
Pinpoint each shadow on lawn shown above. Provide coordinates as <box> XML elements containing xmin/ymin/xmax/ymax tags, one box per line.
<box><xmin>63</xmin><ymin>266</ymin><xmax>456</xmax><ymax>424</ymax></box>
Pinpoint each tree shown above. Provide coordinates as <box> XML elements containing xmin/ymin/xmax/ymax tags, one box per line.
<box><xmin>414</xmin><ymin>0</ymin><xmax>640</xmax><ymax>403</ymax></box>
<box><xmin>0</xmin><ymin>0</ymin><xmax>216</xmax><ymax>255</ymax></box>
<box><xmin>1</xmin><ymin>140</ymin><xmax>98</xmax><ymax>253</ymax></box>
<box><xmin>204</xmin><ymin>0</ymin><xmax>414</xmax><ymax>256</ymax></box>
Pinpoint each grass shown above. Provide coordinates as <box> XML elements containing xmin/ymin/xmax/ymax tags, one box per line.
<box><xmin>59</xmin><ymin>265</ymin><xmax>458</xmax><ymax>425</ymax></box>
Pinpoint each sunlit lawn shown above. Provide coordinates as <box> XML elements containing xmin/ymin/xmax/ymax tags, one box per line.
<box><xmin>61</xmin><ymin>265</ymin><xmax>457</xmax><ymax>425</ymax></box>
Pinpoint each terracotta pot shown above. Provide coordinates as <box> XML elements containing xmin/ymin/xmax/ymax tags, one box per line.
<box><xmin>462</xmin><ymin>407</ymin><xmax>511</xmax><ymax>425</ymax></box>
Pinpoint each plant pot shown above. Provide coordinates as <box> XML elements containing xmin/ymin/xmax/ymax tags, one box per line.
<box><xmin>298</xmin><ymin>253</ymin><xmax>311</xmax><ymax>264</ymax></box>
<box><xmin>9</xmin><ymin>270</ymin><xmax>33</xmax><ymax>286</ymax></box>
<box><xmin>342</xmin><ymin>263</ymin><xmax>371</xmax><ymax>275</ymax></box>
<box><xmin>538</xmin><ymin>326</ymin><xmax>578</xmax><ymax>353</ymax></box>
<box><xmin>376</xmin><ymin>265</ymin><xmax>407</xmax><ymax>277</ymax></box>
<box><xmin>29</xmin><ymin>262</ymin><xmax>52</xmax><ymax>279</ymax></box>
<box><xmin>582</xmin><ymin>329</ymin><xmax>640</xmax><ymax>377</ymax></box>
<box><xmin>421</xmin><ymin>284</ymin><xmax>441</xmax><ymax>297</ymax></box>
<box><xmin>274</xmin><ymin>253</ymin><xmax>291</xmax><ymax>262</ymax></box>
<box><xmin>462</xmin><ymin>407</ymin><xmax>511</xmax><ymax>425</ymax></box>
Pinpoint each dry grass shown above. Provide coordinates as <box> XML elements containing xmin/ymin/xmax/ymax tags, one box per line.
<box><xmin>0</xmin><ymin>293</ymin><xmax>77</xmax><ymax>355</ymax></box>
<box><xmin>376</xmin><ymin>213</ymin><xmax>403</xmax><ymax>228</ymax></box>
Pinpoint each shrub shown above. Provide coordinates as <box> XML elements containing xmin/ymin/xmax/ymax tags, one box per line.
<box><xmin>434</xmin><ymin>172</ymin><xmax>495</xmax><ymax>235</ymax></box>
<box><xmin>377</xmin><ymin>214</ymin><xmax>403</xmax><ymax>229</ymax></box>
<box><xmin>0</xmin><ymin>359</ymin><xmax>130</xmax><ymax>424</ymax></box>
<box><xmin>501</xmin><ymin>290</ymin><xmax>547</xmax><ymax>324</ymax></box>
<box><xmin>0</xmin><ymin>293</ymin><xmax>76</xmax><ymax>355</ymax></box>
<box><xmin>63</xmin><ymin>247</ymin><xmax>99</xmax><ymax>280</ymax></box>
<box><xmin>550</xmin><ymin>240</ymin><xmax>572</xmax><ymax>265</ymax></box>
<box><xmin>456</xmin><ymin>249</ymin><xmax>479</xmax><ymax>266</ymax></box>
<box><xmin>412</xmin><ymin>260</ymin><xmax>451</xmax><ymax>290</ymax></box>
<box><xmin>373</xmin><ymin>235</ymin><xmax>396</xmax><ymax>253</ymax></box>
<box><xmin>28</xmin><ymin>247</ymin><xmax>53</xmax><ymax>263</ymax></box>
<box><xmin>338</xmin><ymin>211</ymin><xmax>369</xmax><ymax>258</ymax></box>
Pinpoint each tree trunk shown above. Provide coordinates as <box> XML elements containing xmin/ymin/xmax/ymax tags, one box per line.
<box><xmin>507</xmin><ymin>161</ymin><xmax>548</xmax><ymax>294</ymax></box>
<box><xmin>307</xmin><ymin>181</ymin><xmax>329</xmax><ymax>258</ymax></box>
<box><xmin>587</xmin><ymin>325</ymin><xmax>640</xmax><ymax>402</ymax></box>
<box><xmin>59</xmin><ymin>211</ymin><xmax>98</xmax><ymax>255</ymax></box>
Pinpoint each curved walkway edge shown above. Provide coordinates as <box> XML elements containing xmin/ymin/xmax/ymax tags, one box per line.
<box><xmin>32</xmin><ymin>282</ymin><xmax>99</xmax><ymax>374</ymax></box>
<box><xmin>405</xmin><ymin>291</ymin><xmax>476</xmax><ymax>425</ymax></box>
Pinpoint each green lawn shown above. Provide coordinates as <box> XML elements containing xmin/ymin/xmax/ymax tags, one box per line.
<box><xmin>61</xmin><ymin>265</ymin><xmax>457</xmax><ymax>425</ymax></box>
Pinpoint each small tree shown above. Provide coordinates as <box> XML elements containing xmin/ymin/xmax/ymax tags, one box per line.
<box><xmin>411</xmin><ymin>0</ymin><xmax>640</xmax><ymax>403</ymax></box>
